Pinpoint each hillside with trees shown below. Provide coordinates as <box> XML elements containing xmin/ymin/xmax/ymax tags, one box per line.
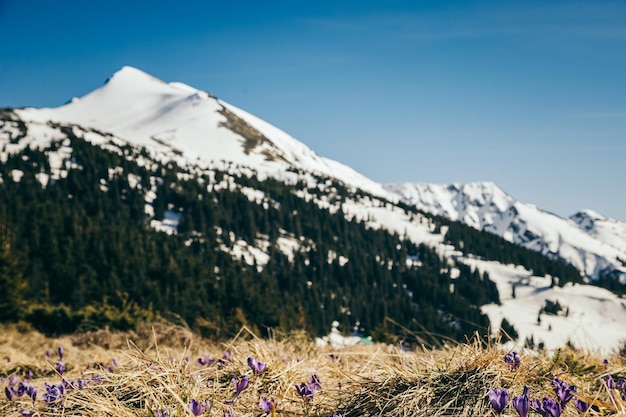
<box><xmin>0</xmin><ymin>115</ymin><xmax>593</xmax><ymax>345</ymax></box>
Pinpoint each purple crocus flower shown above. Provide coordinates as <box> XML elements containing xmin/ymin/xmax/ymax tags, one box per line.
<box><xmin>259</xmin><ymin>397</ymin><xmax>278</xmax><ymax>414</ymax></box>
<box><xmin>604</xmin><ymin>374</ymin><xmax>616</xmax><ymax>390</ymax></box>
<box><xmin>27</xmin><ymin>386</ymin><xmax>37</xmax><ymax>402</ymax></box>
<box><xmin>7</xmin><ymin>376</ymin><xmax>18</xmax><ymax>386</ymax></box>
<box><xmin>16</xmin><ymin>381</ymin><xmax>36</xmax><ymax>402</ymax></box>
<box><xmin>16</xmin><ymin>381</ymin><xmax>28</xmax><ymax>397</ymax></box>
<box><xmin>247</xmin><ymin>357</ymin><xmax>267</xmax><ymax>375</ymax></box>
<box><xmin>234</xmin><ymin>373</ymin><xmax>249</xmax><ymax>394</ymax></box>
<box><xmin>310</xmin><ymin>374</ymin><xmax>322</xmax><ymax>391</ymax></box>
<box><xmin>76</xmin><ymin>378</ymin><xmax>90</xmax><ymax>389</ymax></box>
<box><xmin>217</xmin><ymin>350</ymin><xmax>233</xmax><ymax>366</ymax></box>
<box><xmin>5</xmin><ymin>386</ymin><xmax>15</xmax><ymax>401</ymax></box>
<box><xmin>226</xmin><ymin>373</ymin><xmax>249</xmax><ymax>403</ymax></box>
<box><xmin>189</xmin><ymin>399</ymin><xmax>210</xmax><ymax>416</ymax></box>
<box><xmin>189</xmin><ymin>399</ymin><xmax>202</xmax><ymax>416</ymax></box>
<box><xmin>56</xmin><ymin>361</ymin><xmax>66</xmax><ymax>375</ymax></box>
<box><xmin>295</xmin><ymin>382</ymin><xmax>315</xmax><ymax>402</ymax></box>
<box><xmin>58</xmin><ymin>346</ymin><xmax>64</xmax><ymax>361</ymax></box>
<box><xmin>18</xmin><ymin>410</ymin><xmax>34</xmax><ymax>416</ymax></box>
<box><xmin>617</xmin><ymin>378</ymin><xmax>626</xmax><ymax>392</ymax></box>
<box><xmin>198</xmin><ymin>354</ymin><xmax>213</xmax><ymax>367</ymax></box>
<box><xmin>533</xmin><ymin>397</ymin><xmax>562</xmax><ymax>417</ymax></box>
<box><xmin>488</xmin><ymin>389</ymin><xmax>509</xmax><ymax>415</ymax></box>
<box><xmin>552</xmin><ymin>377</ymin><xmax>576</xmax><ymax>405</ymax></box>
<box><xmin>155</xmin><ymin>409</ymin><xmax>170</xmax><ymax>417</ymax></box>
<box><xmin>61</xmin><ymin>378</ymin><xmax>72</xmax><ymax>390</ymax></box>
<box><xmin>223</xmin><ymin>405</ymin><xmax>236</xmax><ymax>417</ymax></box>
<box><xmin>512</xmin><ymin>386</ymin><xmax>530</xmax><ymax>417</ymax></box>
<box><xmin>43</xmin><ymin>383</ymin><xmax>65</xmax><ymax>404</ymax></box>
<box><xmin>573</xmin><ymin>398</ymin><xmax>590</xmax><ymax>413</ymax></box>
<box><xmin>504</xmin><ymin>351</ymin><xmax>521</xmax><ymax>369</ymax></box>
<box><xmin>25</xmin><ymin>370</ymin><xmax>34</xmax><ymax>380</ymax></box>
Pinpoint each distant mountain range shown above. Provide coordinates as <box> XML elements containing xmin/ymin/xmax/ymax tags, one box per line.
<box><xmin>385</xmin><ymin>182</ymin><xmax>626</xmax><ymax>283</ymax></box>
<box><xmin>2</xmin><ymin>66</ymin><xmax>625</xmax><ymax>351</ymax></box>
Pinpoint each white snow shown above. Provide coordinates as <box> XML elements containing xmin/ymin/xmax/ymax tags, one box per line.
<box><xmin>220</xmin><ymin>237</ymin><xmax>270</xmax><ymax>272</ymax></box>
<box><xmin>11</xmin><ymin>169</ymin><xmax>24</xmax><ymax>182</ymax></box>
<box><xmin>150</xmin><ymin>209</ymin><xmax>181</xmax><ymax>235</ymax></box>
<box><xmin>472</xmin><ymin>257</ymin><xmax>626</xmax><ymax>354</ymax></box>
<box><xmin>315</xmin><ymin>321</ymin><xmax>365</xmax><ymax>348</ymax></box>
<box><xmin>276</xmin><ymin>234</ymin><xmax>304</xmax><ymax>262</ymax></box>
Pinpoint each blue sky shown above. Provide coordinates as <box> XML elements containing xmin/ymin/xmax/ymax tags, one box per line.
<box><xmin>1</xmin><ymin>0</ymin><xmax>625</xmax><ymax>221</ymax></box>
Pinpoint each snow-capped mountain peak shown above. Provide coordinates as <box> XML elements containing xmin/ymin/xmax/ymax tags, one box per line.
<box><xmin>106</xmin><ymin>65</ymin><xmax>166</xmax><ymax>87</ymax></box>
<box><xmin>16</xmin><ymin>67</ymin><xmax>392</xmax><ymax>199</ymax></box>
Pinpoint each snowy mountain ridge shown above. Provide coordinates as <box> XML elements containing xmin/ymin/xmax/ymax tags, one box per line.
<box><xmin>385</xmin><ymin>182</ymin><xmax>626</xmax><ymax>283</ymax></box>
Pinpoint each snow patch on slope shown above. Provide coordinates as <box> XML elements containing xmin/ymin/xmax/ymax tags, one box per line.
<box><xmin>474</xmin><ymin>258</ymin><xmax>626</xmax><ymax>353</ymax></box>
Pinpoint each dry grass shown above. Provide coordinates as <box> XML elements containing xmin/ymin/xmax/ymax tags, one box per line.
<box><xmin>1</xmin><ymin>323</ymin><xmax>624</xmax><ymax>416</ymax></box>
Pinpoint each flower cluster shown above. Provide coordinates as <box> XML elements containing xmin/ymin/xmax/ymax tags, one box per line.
<box><xmin>198</xmin><ymin>354</ymin><xmax>214</xmax><ymax>367</ymax></box>
<box><xmin>42</xmin><ymin>382</ymin><xmax>65</xmax><ymax>404</ymax></box>
<box><xmin>5</xmin><ymin>380</ymin><xmax>37</xmax><ymax>403</ymax></box>
<box><xmin>1</xmin><ymin>344</ymin><xmax>111</xmax><ymax>416</ymax></box>
<box><xmin>247</xmin><ymin>356</ymin><xmax>267</xmax><ymax>375</ymax></box>
<box><xmin>295</xmin><ymin>374</ymin><xmax>322</xmax><ymax>402</ymax></box>
<box><xmin>489</xmin><ymin>378</ymin><xmax>584</xmax><ymax>417</ymax></box>
<box><xmin>605</xmin><ymin>374</ymin><xmax>626</xmax><ymax>403</ymax></box>
<box><xmin>258</xmin><ymin>396</ymin><xmax>278</xmax><ymax>414</ymax></box>
<box><xmin>503</xmin><ymin>351</ymin><xmax>521</xmax><ymax>369</ymax></box>
<box><xmin>189</xmin><ymin>398</ymin><xmax>210</xmax><ymax>416</ymax></box>
<box><xmin>196</xmin><ymin>350</ymin><xmax>233</xmax><ymax>368</ymax></box>
<box><xmin>488</xmin><ymin>352</ymin><xmax>626</xmax><ymax>416</ymax></box>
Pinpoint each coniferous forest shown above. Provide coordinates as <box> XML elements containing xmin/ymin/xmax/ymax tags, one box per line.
<box><xmin>0</xmin><ymin>115</ymin><xmax>590</xmax><ymax>345</ymax></box>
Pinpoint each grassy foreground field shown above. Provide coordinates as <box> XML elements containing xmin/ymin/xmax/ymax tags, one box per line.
<box><xmin>1</xmin><ymin>323</ymin><xmax>625</xmax><ymax>416</ymax></box>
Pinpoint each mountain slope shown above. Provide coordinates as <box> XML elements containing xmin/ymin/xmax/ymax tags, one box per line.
<box><xmin>0</xmin><ymin>117</ymin><xmax>499</xmax><ymax>343</ymax></box>
<box><xmin>385</xmin><ymin>182</ymin><xmax>626</xmax><ymax>283</ymax></box>
<box><xmin>15</xmin><ymin>67</ymin><xmax>624</xmax><ymax>287</ymax></box>
<box><xmin>2</xmin><ymin>66</ymin><xmax>626</xmax><ymax>352</ymax></box>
